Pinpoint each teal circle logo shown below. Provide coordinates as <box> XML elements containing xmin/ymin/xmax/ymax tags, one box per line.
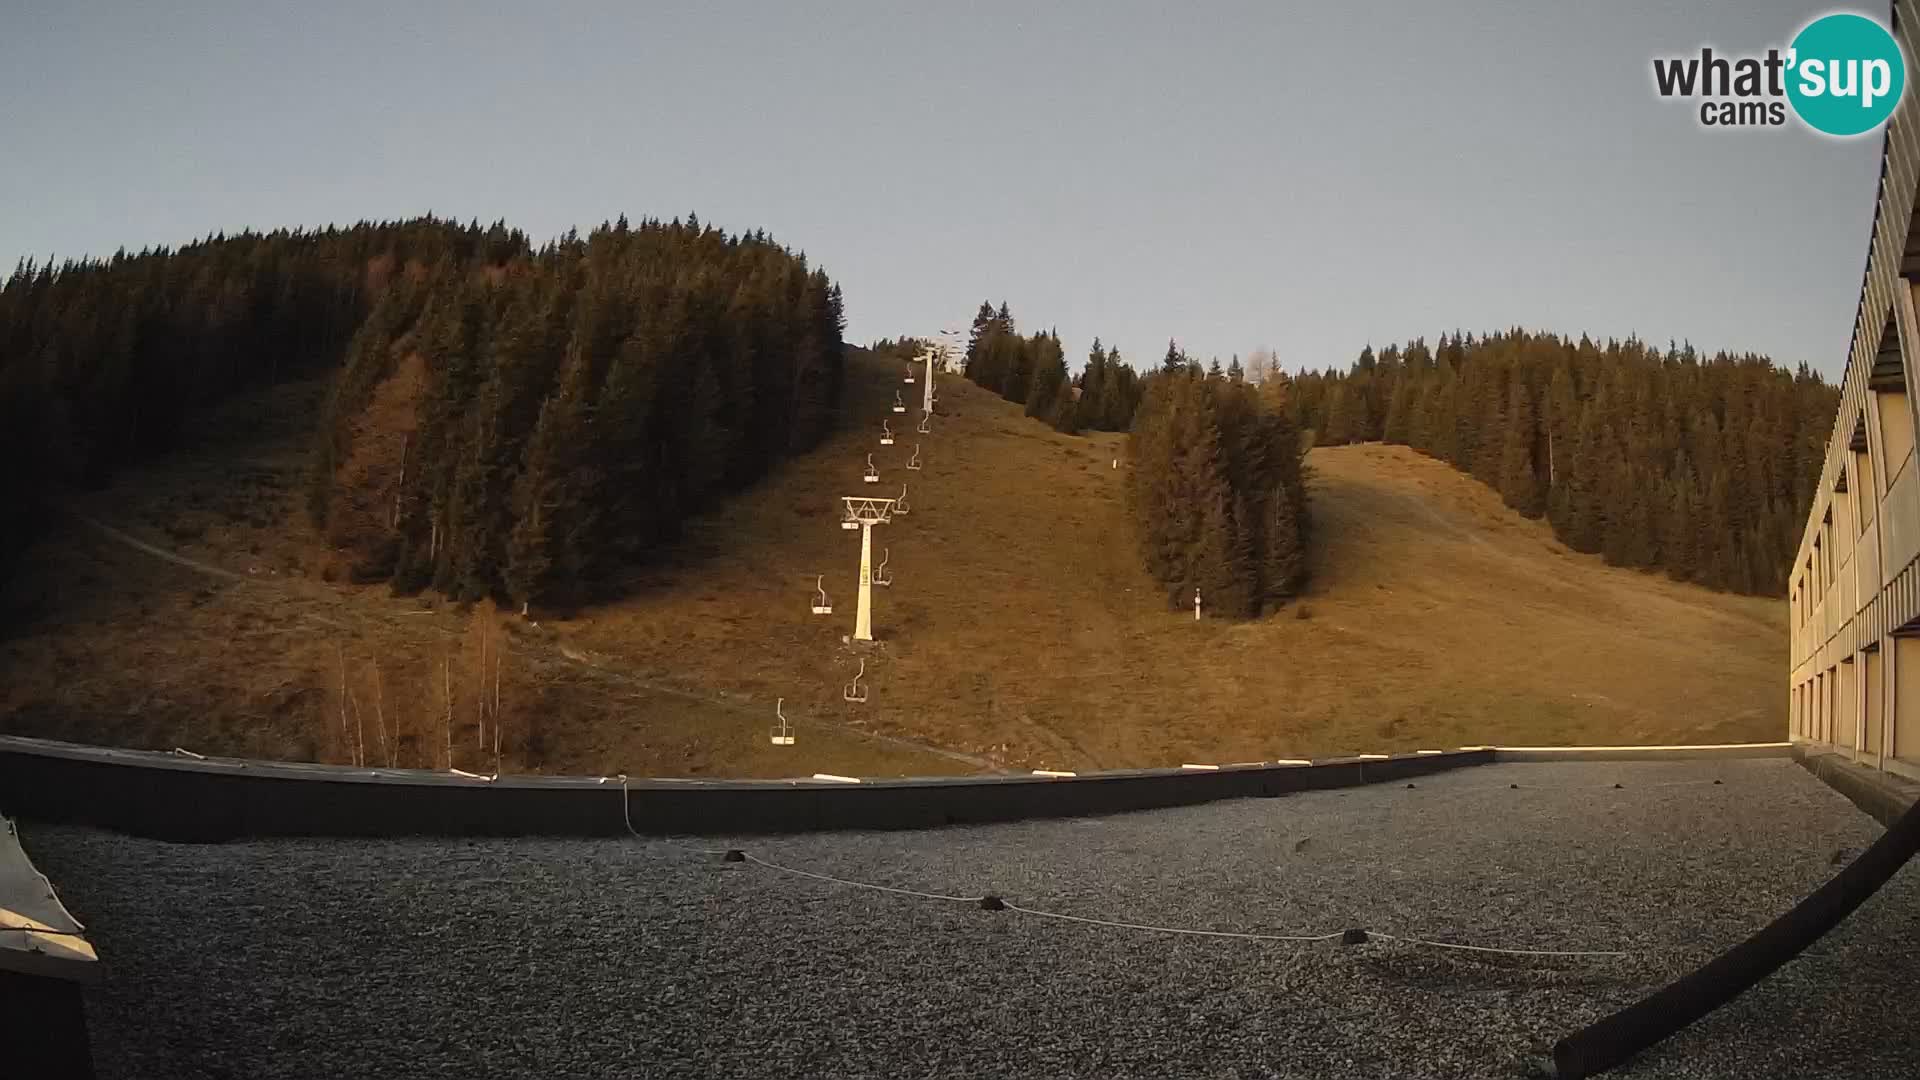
<box><xmin>1787</xmin><ymin>13</ymin><xmax>1906</xmax><ymax>136</ymax></box>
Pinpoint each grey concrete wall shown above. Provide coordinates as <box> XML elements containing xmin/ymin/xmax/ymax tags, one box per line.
<box><xmin>0</xmin><ymin>735</ymin><xmax>1491</xmax><ymax>842</ymax></box>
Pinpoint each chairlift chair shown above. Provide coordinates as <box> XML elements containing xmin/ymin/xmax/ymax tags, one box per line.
<box><xmin>770</xmin><ymin>697</ymin><xmax>796</xmax><ymax>746</ymax></box>
<box><xmin>811</xmin><ymin>574</ymin><xmax>833</xmax><ymax>615</ymax></box>
<box><xmin>904</xmin><ymin>368</ymin><xmax>915</xmax><ymax>384</ymax></box>
<box><xmin>874</xmin><ymin>548</ymin><xmax>893</xmax><ymax>587</ymax></box>
<box><xmin>843</xmin><ymin>658</ymin><xmax>869</xmax><ymax>703</ymax></box>
<box><xmin>917</xmin><ymin>412</ymin><xmax>932</xmax><ymax>434</ymax></box>
<box><xmin>863</xmin><ymin>454</ymin><xmax>880</xmax><ymax>484</ymax></box>
<box><xmin>893</xmin><ymin>391</ymin><xmax>907</xmax><ymax>414</ymax></box>
<box><xmin>840</xmin><ymin>504</ymin><xmax>861</xmax><ymax>530</ymax></box>
<box><xmin>880</xmin><ymin>419</ymin><xmax>894</xmax><ymax>446</ymax></box>
<box><xmin>894</xmin><ymin>484</ymin><xmax>910</xmax><ymax>515</ymax></box>
<box><xmin>906</xmin><ymin>443</ymin><xmax>922</xmax><ymax>471</ymax></box>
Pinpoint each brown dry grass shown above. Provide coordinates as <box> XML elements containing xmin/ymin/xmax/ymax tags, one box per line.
<box><xmin>0</xmin><ymin>353</ymin><xmax>1785</xmax><ymax>779</ymax></box>
<box><xmin>557</xmin><ymin>357</ymin><xmax>1785</xmax><ymax>770</ymax></box>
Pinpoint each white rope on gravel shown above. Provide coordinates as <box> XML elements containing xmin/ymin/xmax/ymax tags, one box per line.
<box><xmin>1370</xmin><ymin>933</ymin><xmax>1626</xmax><ymax>958</ymax></box>
<box><xmin>612</xmin><ymin>778</ymin><xmax>1636</xmax><ymax>958</ymax></box>
<box><xmin>1000</xmin><ymin>903</ymin><xmax>1346</xmax><ymax>944</ymax></box>
<box><xmin>740</xmin><ymin>853</ymin><xmax>986</xmax><ymax>903</ymax></box>
<box><xmin>725</xmin><ymin>858</ymin><xmax>1623</xmax><ymax>956</ymax></box>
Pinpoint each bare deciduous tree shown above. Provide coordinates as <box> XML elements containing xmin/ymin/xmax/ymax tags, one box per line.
<box><xmin>335</xmin><ymin>643</ymin><xmax>352</xmax><ymax>765</ymax></box>
<box><xmin>1245</xmin><ymin>347</ymin><xmax>1278</xmax><ymax>385</ymax></box>
<box><xmin>442</xmin><ymin>654</ymin><xmax>453</xmax><ymax>770</ymax></box>
<box><xmin>372</xmin><ymin>661</ymin><xmax>392</xmax><ymax>768</ymax></box>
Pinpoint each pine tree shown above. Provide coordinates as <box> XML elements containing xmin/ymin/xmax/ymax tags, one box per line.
<box><xmin>1323</xmin><ymin>385</ymin><xmax>1356</xmax><ymax>445</ymax></box>
<box><xmin>504</xmin><ymin>388</ymin><xmax>571</xmax><ymax>607</ymax></box>
<box><xmin>1261</xmin><ymin>480</ymin><xmax>1306</xmax><ymax>602</ymax></box>
<box><xmin>1076</xmin><ymin>337</ymin><xmax>1107</xmax><ymax>431</ymax></box>
<box><xmin>1195</xmin><ymin>490</ymin><xmax>1256</xmax><ymax>617</ymax></box>
<box><xmin>1102</xmin><ymin>346</ymin><xmax>1137</xmax><ymax>430</ymax></box>
<box><xmin>1498</xmin><ymin>376</ymin><xmax>1539</xmax><ymax>515</ymax></box>
<box><xmin>1382</xmin><ymin>380</ymin><xmax>1414</xmax><ymax>445</ymax></box>
<box><xmin>1662</xmin><ymin>459</ymin><xmax>1698</xmax><ymax>582</ymax></box>
<box><xmin>1162</xmin><ymin>339</ymin><xmax>1186</xmax><ymax>375</ymax></box>
<box><xmin>1049</xmin><ymin>380</ymin><xmax>1081</xmax><ymax>434</ymax></box>
<box><xmin>1024</xmin><ymin>331</ymin><xmax>1068</xmax><ymax>420</ymax></box>
<box><xmin>1125</xmin><ymin>367</ymin><xmax>1309</xmax><ymax>618</ymax></box>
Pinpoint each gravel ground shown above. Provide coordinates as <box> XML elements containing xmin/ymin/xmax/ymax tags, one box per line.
<box><xmin>21</xmin><ymin>759</ymin><xmax>1920</xmax><ymax>1079</ymax></box>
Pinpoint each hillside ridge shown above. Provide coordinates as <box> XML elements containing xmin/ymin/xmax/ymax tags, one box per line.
<box><xmin>0</xmin><ymin>353</ymin><xmax>1784</xmax><ymax>776</ymax></box>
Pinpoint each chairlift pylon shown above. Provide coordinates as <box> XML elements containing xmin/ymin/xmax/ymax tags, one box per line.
<box><xmin>892</xmin><ymin>391</ymin><xmax>906</xmax><ymax>414</ymax></box>
<box><xmin>770</xmin><ymin>697</ymin><xmax>795</xmax><ymax>746</ymax></box>
<box><xmin>843</xmin><ymin>658</ymin><xmax>869</xmax><ymax>703</ymax></box>
<box><xmin>842</xmin><ymin>495</ymin><xmax>896</xmax><ymax>525</ymax></box>
<box><xmin>874</xmin><ymin>547</ymin><xmax>893</xmax><ymax>587</ymax></box>
<box><xmin>863</xmin><ymin>453</ymin><xmax>880</xmax><ymax>484</ymax></box>
<box><xmin>894</xmin><ymin>483</ymin><xmax>910</xmax><ymax>515</ymax></box>
<box><xmin>811</xmin><ymin>574</ymin><xmax>833</xmax><ymax>615</ymax></box>
<box><xmin>907</xmin><ymin>443</ymin><xmax>922</xmax><ymax>471</ymax></box>
<box><xmin>880</xmin><ymin>419</ymin><xmax>894</xmax><ymax>446</ymax></box>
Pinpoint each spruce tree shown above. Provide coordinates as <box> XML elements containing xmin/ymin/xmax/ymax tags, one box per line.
<box><xmin>1025</xmin><ymin>331</ymin><xmax>1068</xmax><ymax>421</ymax></box>
<box><xmin>1497</xmin><ymin>377</ymin><xmax>1539</xmax><ymax>515</ymax></box>
<box><xmin>1262</xmin><ymin>480</ymin><xmax>1306</xmax><ymax>602</ymax></box>
<box><xmin>1162</xmin><ymin>339</ymin><xmax>1186</xmax><ymax>375</ymax></box>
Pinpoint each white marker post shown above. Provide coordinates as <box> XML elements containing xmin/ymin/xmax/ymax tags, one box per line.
<box><xmin>1194</xmin><ymin>587</ymin><xmax>1202</xmax><ymax>621</ymax></box>
<box><xmin>842</xmin><ymin>496</ymin><xmax>896</xmax><ymax>642</ymax></box>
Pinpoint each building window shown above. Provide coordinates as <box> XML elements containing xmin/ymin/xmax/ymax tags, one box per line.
<box><xmin>1871</xmin><ymin>309</ymin><xmax>1914</xmax><ymax>485</ymax></box>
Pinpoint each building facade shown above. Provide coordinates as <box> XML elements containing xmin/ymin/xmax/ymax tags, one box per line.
<box><xmin>1789</xmin><ymin>0</ymin><xmax>1920</xmax><ymax>785</ymax></box>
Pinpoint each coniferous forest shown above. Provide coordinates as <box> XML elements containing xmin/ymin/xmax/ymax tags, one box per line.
<box><xmin>0</xmin><ymin>215</ymin><xmax>845</xmax><ymax>603</ymax></box>
<box><xmin>1125</xmin><ymin>342</ymin><xmax>1311</xmax><ymax>617</ymax></box>
<box><xmin>1283</xmin><ymin>331</ymin><xmax>1838</xmax><ymax>596</ymax></box>
<box><xmin>1</xmin><ymin>219</ymin><xmax>1837</xmax><ymax>610</ymax></box>
<box><xmin>960</xmin><ymin>305</ymin><xmax>1300</xmax><ymax>616</ymax></box>
<box><xmin>963</xmin><ymin>301</ymin><xmax>1144</xmax><ymax>434</ymax></box>
<box><xmin>314</xmin><ymin>216</ymin><xmax>845</xmax><ymax>606</ymax></box>
<box><xmin>0</xmin><ymin>218</ymin><xmax>526</xmax><ymax>573</ymax></box>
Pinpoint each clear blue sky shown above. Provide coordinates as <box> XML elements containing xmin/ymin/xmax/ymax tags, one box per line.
<box><xmin>0</xmin><ymin>1</ymin><xmax>1888</xmax><ymax>378</ymax></box>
